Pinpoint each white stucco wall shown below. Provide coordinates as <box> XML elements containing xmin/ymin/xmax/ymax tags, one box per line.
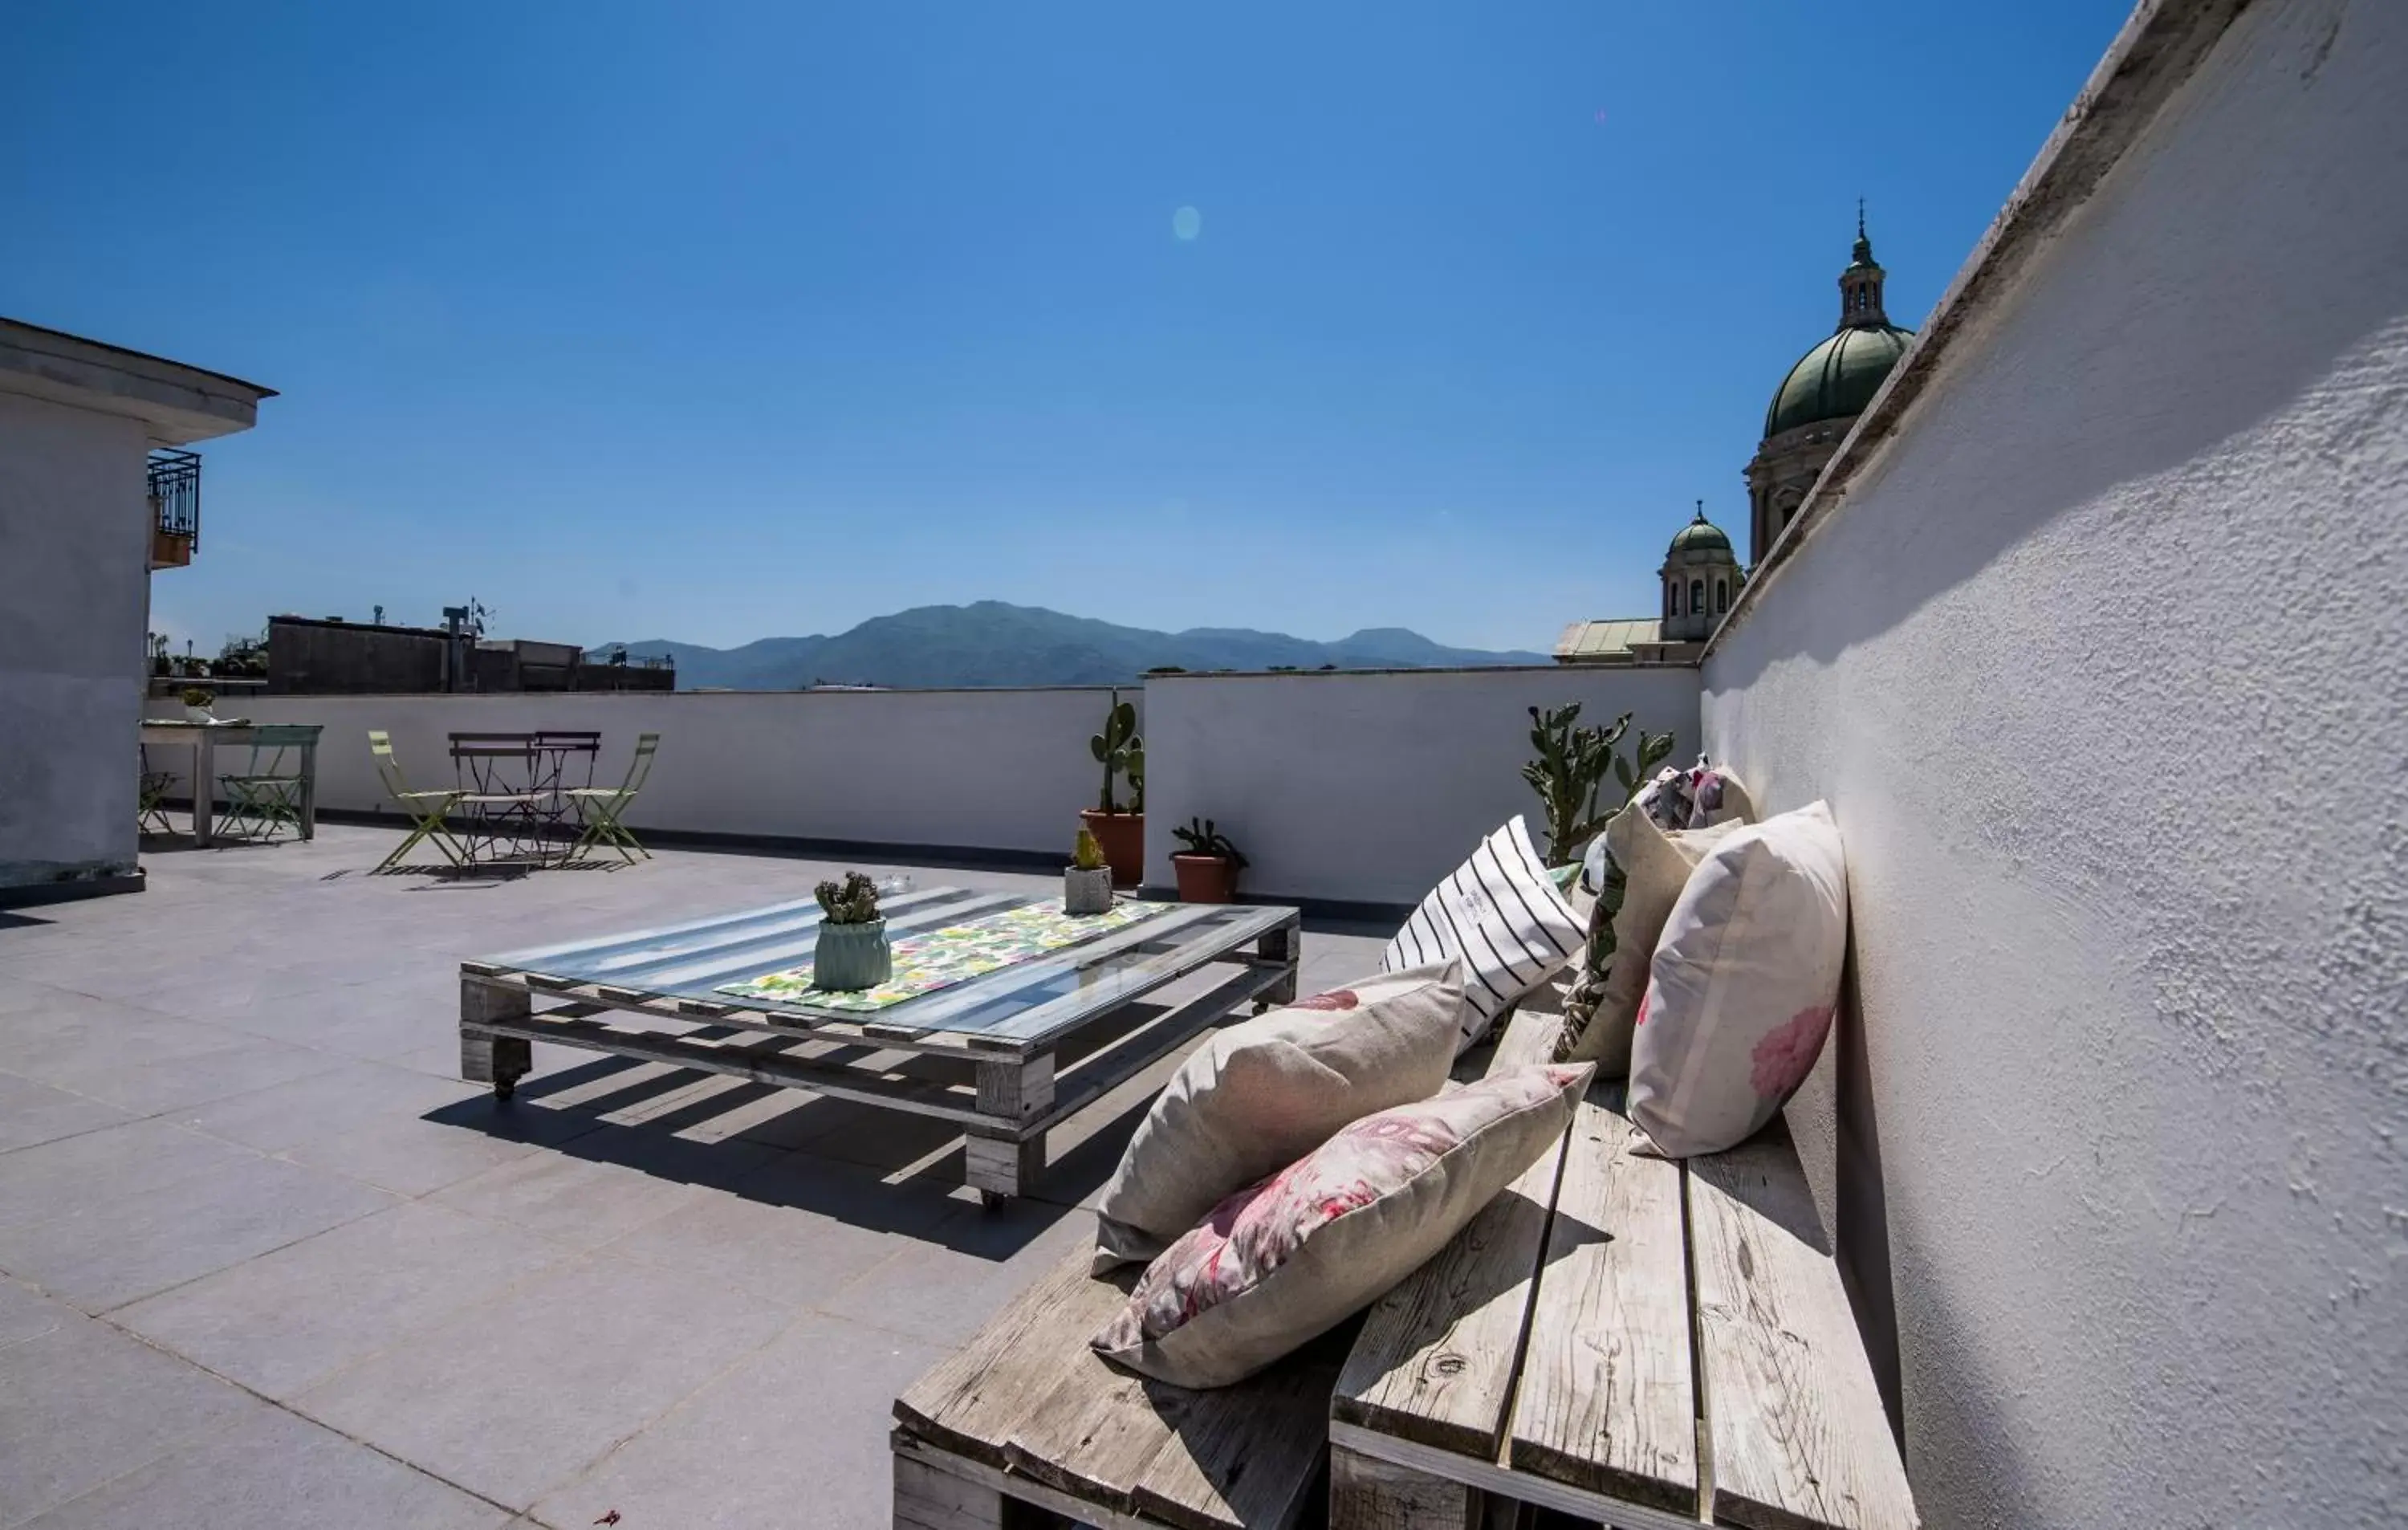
<box><xmin>153</xmin><ymin>688</ymin><xmax>1140</xmax><ymax>861</ymax></box>
<box><xmin>1699</xmin><ymin>3</ymin><xmax>2407</xmax><ymax>1524</ymax></box>
<box><xmin>1143</xmin><ymin>665</ymin><xmax>1701</xmax><ymax>905</ymax></box>
<box><xmin>0</xmin><ymin>392</ymin><xmax>153</xmax><ymax>891</ymax></box>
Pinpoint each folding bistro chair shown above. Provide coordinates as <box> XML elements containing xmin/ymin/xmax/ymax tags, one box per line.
<box><xmin>368</xmin><ymin>730</ymin><xmax>466</xmax><ymax>872</ymax></box>
<box><xmin>565</xmin><ymin>732</ymin><xmax>659</xmax><ymax>864</ymax></box>
<box><xmin>136</xmin><ymin>747</ymin><xmax>177</xmax><ymax>835</ymax></box>
<box><xmin>217</xmin><ymin>725</ymin><xmax>323</xmax><ymax>841</ymax></box>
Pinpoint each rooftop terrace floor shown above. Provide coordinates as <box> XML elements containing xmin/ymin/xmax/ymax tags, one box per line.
<box><xmin>0</xmin><ymin>824</ymin><xmax>1385</xmax><ymax>1528</ymax></box>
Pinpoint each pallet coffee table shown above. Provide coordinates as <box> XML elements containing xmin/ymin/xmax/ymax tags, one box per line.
<box><xmin>459</xmin><ymin>886</ymin><xmax>1300</xmax><ymax>1202</ymax></box>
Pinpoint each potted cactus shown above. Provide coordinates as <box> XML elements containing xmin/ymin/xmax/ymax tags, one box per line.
<box><xmin>1064</xmin><ymin>825</ymin><xmax>1114</xmax><ymax>915</ymax></box>
<box><xmin>180</xmin><ymin>686</ymin><xmax>216</xmax><ymax>724</ymax></box>
<box><xmin>1077</xmin><ymin>689</ymin><xmax>1145</xmax><ymax>886</ymax></box>
<box><xmin>811</xmin><ymin>872</ymin><xmax>891</xmax><ymax>991</ymax></box>
<box><xmin>1170</xmin><ymin>817</ymin><xmax>1247</xmax><ymax>903</ymax></box>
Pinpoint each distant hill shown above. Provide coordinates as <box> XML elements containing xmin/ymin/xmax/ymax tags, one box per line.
<box><xmin>597</xmin><ymin>602</ymin><xmax>1548</xmax><ymax>690</ymax></box>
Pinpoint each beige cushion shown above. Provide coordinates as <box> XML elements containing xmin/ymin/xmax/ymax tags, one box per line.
<box><xmin>1560</xmin><ymin>810</ymin><xmax>1746</xmax><ymax>1072</ymax></box>
<box><xmin>1090</xmin><ymin>960</ymin><xmax>1466</xmax><ymax>1273</ymax></box>
<box><xmin>1092</xmin><ymin>1061</ymin><xmax>1593</xmax><ymax>1388</ymax></box>
<box><xmin>1380</xmin><ymin>816</ymin><xmax>1584</xmax><ymax>1055</ymax></box>
<box><xmin>1629</xmin><ymin>801</ymin><xmax>1849</xmax><ymax>1158</ymax></box>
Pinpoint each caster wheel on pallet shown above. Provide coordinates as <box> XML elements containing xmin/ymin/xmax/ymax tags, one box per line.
<box><xmin>494</xmin><ymin>1080</ymin><xmax>515</xmax><ymax>1102</ymax></box>
<box><xmin>979</xmin><ymin>1189</ymin><xmax>1009</xmax><ymax>1211</ymax></box>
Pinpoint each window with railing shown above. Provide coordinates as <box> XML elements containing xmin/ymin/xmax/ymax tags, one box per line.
<box><xmin>148</xmin><ymin>449</ymin><xmax>201</xmax><ymax>550</ymax></box>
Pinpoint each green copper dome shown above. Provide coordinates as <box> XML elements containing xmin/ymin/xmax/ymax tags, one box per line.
<box><xmin>1668</xmin><ymin>514</ymin><xmax>1732</xmax><ymax>557</ymax></box>
<box><xmin>1764</xmin><ymin>322</ymin><xmax>1914</xmax><ymax>437</ymax></box>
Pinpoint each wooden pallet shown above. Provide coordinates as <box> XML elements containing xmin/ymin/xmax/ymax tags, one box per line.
<box><xmin>1331</xmin><ymin>1014</ymin><xmax>1918</xmax><ymax>1529</ymax></box>
<box><xmin>893</xmin><ymin>1251</ymin><xmax>1347</xmax><ymax>1530</ymax></box>
<box><xmin>458</xmin><ymin>886</ymin><xmax>1300</xmax><ymax>1202</ymax></box>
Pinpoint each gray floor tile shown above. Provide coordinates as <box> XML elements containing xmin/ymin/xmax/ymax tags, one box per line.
<box><xmin>600</xmin><ymin>1154</ymin><xmax>958</xmax><ymax>1309</ymax></box>
<box><xmin>18</xmin><ymin>1394</ymin><xmax>510</xmax><ymax>1530</ymax></box>
<box><xmin>531</xmin><ymin>1312</ymin><xmax>948</xmax><ymax>1530</ymax></box>
<box><xmin>0</xmin><ymin>1308</ymin><xmax>262</xmax><ymax>1527</ymax></box>
<box><xmin>116</xmin><ymin>1201</ymin><xmax>573</xmax><ymax>1399</ymax></box>
<box><xmin>817</xmin><ymin>1198</ymin><xmax>1095</xmax><ymax>1348</ymax></box>
<box><xmin>0</xmin><ymin>1151</ymin><xmax>397</xmax><ymax>1312</ymax></box>
<box><xmin>25</xmin><ymin>1035</ymin><xmax>346</xmax><ymax>1117</ymax></box>
<box><xmin>0</xmin><ymin>1119</ymin><xmax>258</xmax><ymax>1235</ymax></box>
<box><xmin>174</xmin><ymin>1057</ymin><xmax>487</xmax><ymax>1153</ymax></box>
<box><xmin>0</xmin><ymin>1277</ymin><xmax>68</xmax><ymax>1351</ymax></box>
<box><xmin>184</xmin><ymin>980</ymin><xmax>458</xmax><ymax>1060</ymax></box>
<box><xmin>429</xmin><ymin>1151</ymin><xmax>701</xmax><ymax>1255</ymax></box>
<box><xmin>0</xmin><ymin>1074</ymin><xmax>131</xmax><ymax>1155</ymax></box>
<box><xmin>295</xmin><ymin>1251</ymin><xmax>791</xmax><ymax>1511</ymax></box>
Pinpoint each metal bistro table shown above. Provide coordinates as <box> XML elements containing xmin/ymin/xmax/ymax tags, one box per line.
<box><xmin>447</xmin><ymin>731</ymin><xmax>601</xmax><ymax>865</ymax></box>
<box><xmin>459</xmin><ymin>887</ymin><xmax>1301</xmax><ymax>1202</ymax></box>
<box><xmin>137</xmin><ymin>719</ymin><xmax>319</xmax><ymax>848</ymax></box>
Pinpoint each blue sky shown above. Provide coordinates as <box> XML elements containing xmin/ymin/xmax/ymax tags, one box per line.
<box><xmin>5</xmin><ymin>1</ymin><xmax>2127</xmax><ymax>654</ymax></box>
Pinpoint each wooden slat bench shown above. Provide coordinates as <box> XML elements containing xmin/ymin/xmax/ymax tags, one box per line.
<box><xmin>893</xmin><ymin>1248</ymin><xmax>1348</xmax><ymax>1529</ymax></box>
<box><xmin>1331</xmin><ymin>1008</ymin><xmax>1918</xmax><ymax>1530</ymax></box>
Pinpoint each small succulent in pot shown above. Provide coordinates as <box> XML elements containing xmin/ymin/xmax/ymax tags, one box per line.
<box><xmin>811</xmin><ymin>872</ymin><xmax>891</xmax><ymax>991</ymax></box>
<box><xmin>1170</xmin><ymin>817</ymin><xmax>1247</xmax><ymax>904</ymax></box>
<box><xmin>179</xmin><ymin>686</ymin><xmax>216</xmax><ymax>722</ymax></box>
<box><xmin>1064</xmin><ymin>826</ymin><xmax>1114</xmax><ymax>915</ymax></box>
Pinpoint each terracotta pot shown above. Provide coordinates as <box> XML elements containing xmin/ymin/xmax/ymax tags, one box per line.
<box><xmin>1063</xmin><ymin>865</ymin><xmax>1114</xmax><ymax>915</ymax></box>
<box><xmin>1172</xmin><ymin>853</ymin><xmax>1241</xmax><ymax>904</ymax></box>
<box><xmin>812</xmin><ymin>918</ymin><xmax>891</xmax><ymax>991</ymax></box>
<box><xmin>1079</xmin><ymin>809</ymin><xmax>1145</xmax><ymax>888</ymax></box>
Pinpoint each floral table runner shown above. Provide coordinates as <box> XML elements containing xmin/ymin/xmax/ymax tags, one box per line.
<box><xmin>715</xmin><ymin>897</ymin><xmax>1170</xmax><ymax>1013</ymax></box>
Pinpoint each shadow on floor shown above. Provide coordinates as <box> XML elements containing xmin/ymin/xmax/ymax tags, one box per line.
<box><xmin>418</xmin><ymin>1000</ymin><xmax>1185</xmax><ymax>1259</ymax></box>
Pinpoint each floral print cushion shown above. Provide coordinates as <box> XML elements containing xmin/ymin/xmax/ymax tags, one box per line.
<box><xmin>1089</xmin><ymin>961</ymin><xmax>1465</xmax><ymax>1274</ymax></box>
<box><xmin>1092</xmin><ymin>1061</ymin><xmax>1592</xmax><ymax>1390</ymax></box>
<box><xmin>1627</xmin><ymin>800</ymin><xmax>1849</xmax><ymax>1158</ymax></box>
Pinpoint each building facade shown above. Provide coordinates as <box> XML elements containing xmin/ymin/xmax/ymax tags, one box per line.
<box><xmin>0</xmin><ymin>319</ymin><xmax>271</xmax><ymax>904</ymax></box>
<box><xmin>1744</xmin><ymin>213</ymin><xmax>1916</xmax><ymax>565</ymax></box>
<box><xmin>1558</xmin><ymin>214</ymin><xmax>1914</xmax><ymax>665</ymax></box>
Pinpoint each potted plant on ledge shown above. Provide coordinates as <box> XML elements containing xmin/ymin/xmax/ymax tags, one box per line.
<box><xmin>1078</xmin><ymin>690</ymin><xmax>1145</xmax><ymax>886</ymax></box>
<box><xmin>180</xmin><ymin>686</ymin><xmax>216</xmax><ymax>724</ymax></box>
<box><xmin>1170</xmin><ymin>817</ymin><xmax>1247</xmax><ymax>904</ymax></box>
<box><xmin>811</xmin><ymin>872</ymin><xmax>892</xmax><ymax>991</ymax></box>
<box><xmin>1064</xmin><ymin>825</ymin><xmax>1114</xmax><ymax>915</ymax></box>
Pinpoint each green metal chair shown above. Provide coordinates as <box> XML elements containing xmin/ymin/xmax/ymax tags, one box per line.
<box><xmin>217</xmin><ymin>725</ymin><xmax>322</xmax><ymax>841</ymax></box>
<box><xmin>564</xmin><ymin>732</ymin><xmax>659</xmax><ymax>865</ymax></box>
<box><xmin>136</xmin><ymin>747</ymin><xmax>177</xmax><ymax>835</ymax></box>
<box><xmin>368</xmin><ymin>730</ymin><xmax>466</xmax><ymax>872</ymax></box>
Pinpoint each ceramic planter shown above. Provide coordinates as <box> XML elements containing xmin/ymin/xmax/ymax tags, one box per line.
<box><xmin>1172</xmin><ymin>854</ymin><xmax>1241</xmax><ymax>904</ymax></box>
<box><xmin>185</xmin><ymin>705</ymin><xmax>214</xmax><ymax>724</ymax></box>
<box><xmin>1079</xmin><ymin>808</ymin><xmax>1145</xmax><ymax>887</ymax></box>
<box><xmin>1064</xmin><ymin>865</ymin><xmax>1114</xmax><ymax>915</ymax></box>
<box><xmin>812</xmin><ymin>918</ymin><xmax>892</xmax><ymax>991</ymax></box>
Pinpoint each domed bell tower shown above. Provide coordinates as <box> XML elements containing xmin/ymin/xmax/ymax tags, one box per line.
<box><xmin>1660</xmin><ymin>502</ymin><xmax>1743</xmax><ymax>644</ymax></box>
<box><xmin>1743</xmin><ymin>203</ymin><xmax>1915</xmax><ymax>567</ymax></box>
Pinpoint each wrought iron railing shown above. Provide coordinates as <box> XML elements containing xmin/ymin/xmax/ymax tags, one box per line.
<box><xmin>148</xmin><ymin>449</ymin><xmax>201</xmax><ymax>551</ymax></box>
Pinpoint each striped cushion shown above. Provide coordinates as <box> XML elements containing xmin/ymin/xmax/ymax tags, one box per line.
<box><xmin>1381</xmin><ymin>816</ymin><xmax>1584</xmax><ymax>1053</ymax></box>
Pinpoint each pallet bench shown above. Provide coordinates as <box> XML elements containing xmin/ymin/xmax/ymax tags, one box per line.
<box><xmin>1331</xmin><ymin>1009</ymin><xmax>1918</xmax><ymax>1530</ymax></box>
<box><xmin>892</xmin><ymin>1002</ymin><xmax>1915</xmax><ymax>1530</ymax></box>
<box><xmin>893</xmin><ymin>1249</ymin><xmax>1348</xmax><ymax>1529</ymax></box>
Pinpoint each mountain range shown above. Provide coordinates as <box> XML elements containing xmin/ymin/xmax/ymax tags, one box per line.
<box><xmin>600</xmin><ymin>601</ymin><xmax>1549</xmax><ymax>690</ymax></box>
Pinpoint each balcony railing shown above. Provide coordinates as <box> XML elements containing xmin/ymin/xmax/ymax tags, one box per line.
<box><xmin>148</xmin><ymin>449</ymin><xmax>200</xmax><ymax>569</ymax></box>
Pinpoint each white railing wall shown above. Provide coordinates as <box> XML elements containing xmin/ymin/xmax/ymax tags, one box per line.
<box><xmin>1141</xmin><ymin>666</ymin><xmax>1700</xmax><ymax>905</ymax></box>
<box><xmin>141</xmin><ymin>665</ymin><xmax>1700</xmax><ymax>904</ymax></box>
<box><xmin>144</xmin><ymin>688</ymin><xmax>1137</xmax><ymax>860</ymax></box>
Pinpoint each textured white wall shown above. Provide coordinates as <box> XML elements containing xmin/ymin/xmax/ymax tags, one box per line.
<box><xmin>0</xmin><ymin>393</ymin><xmax>151</xmax><ymax>890</ymax></box>
<box><xmin>1143</xmin><ymin>666</ymin><xmax>1700</xmax><ymax>905</ymax></box>
<box><xmin>156</xmin><ymin>688</ymin><xmax>1137</xmax><ymax>859</ymax></box>
<box><xmin>1700</xmin><ymin>3</ymin><xmax>2407</xmax><ymax>1524</ymax></box>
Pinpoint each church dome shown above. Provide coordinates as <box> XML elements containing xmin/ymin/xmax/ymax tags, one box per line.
<box><xmin>1764</xmin><ymin>322</ymin><xmax>1914</xmax><ymax>437</ymax></box>
<box><xmin>1667</xmin><ymin>513</ymin><xmax>1732</xmax><ymax>558</ymax></box>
